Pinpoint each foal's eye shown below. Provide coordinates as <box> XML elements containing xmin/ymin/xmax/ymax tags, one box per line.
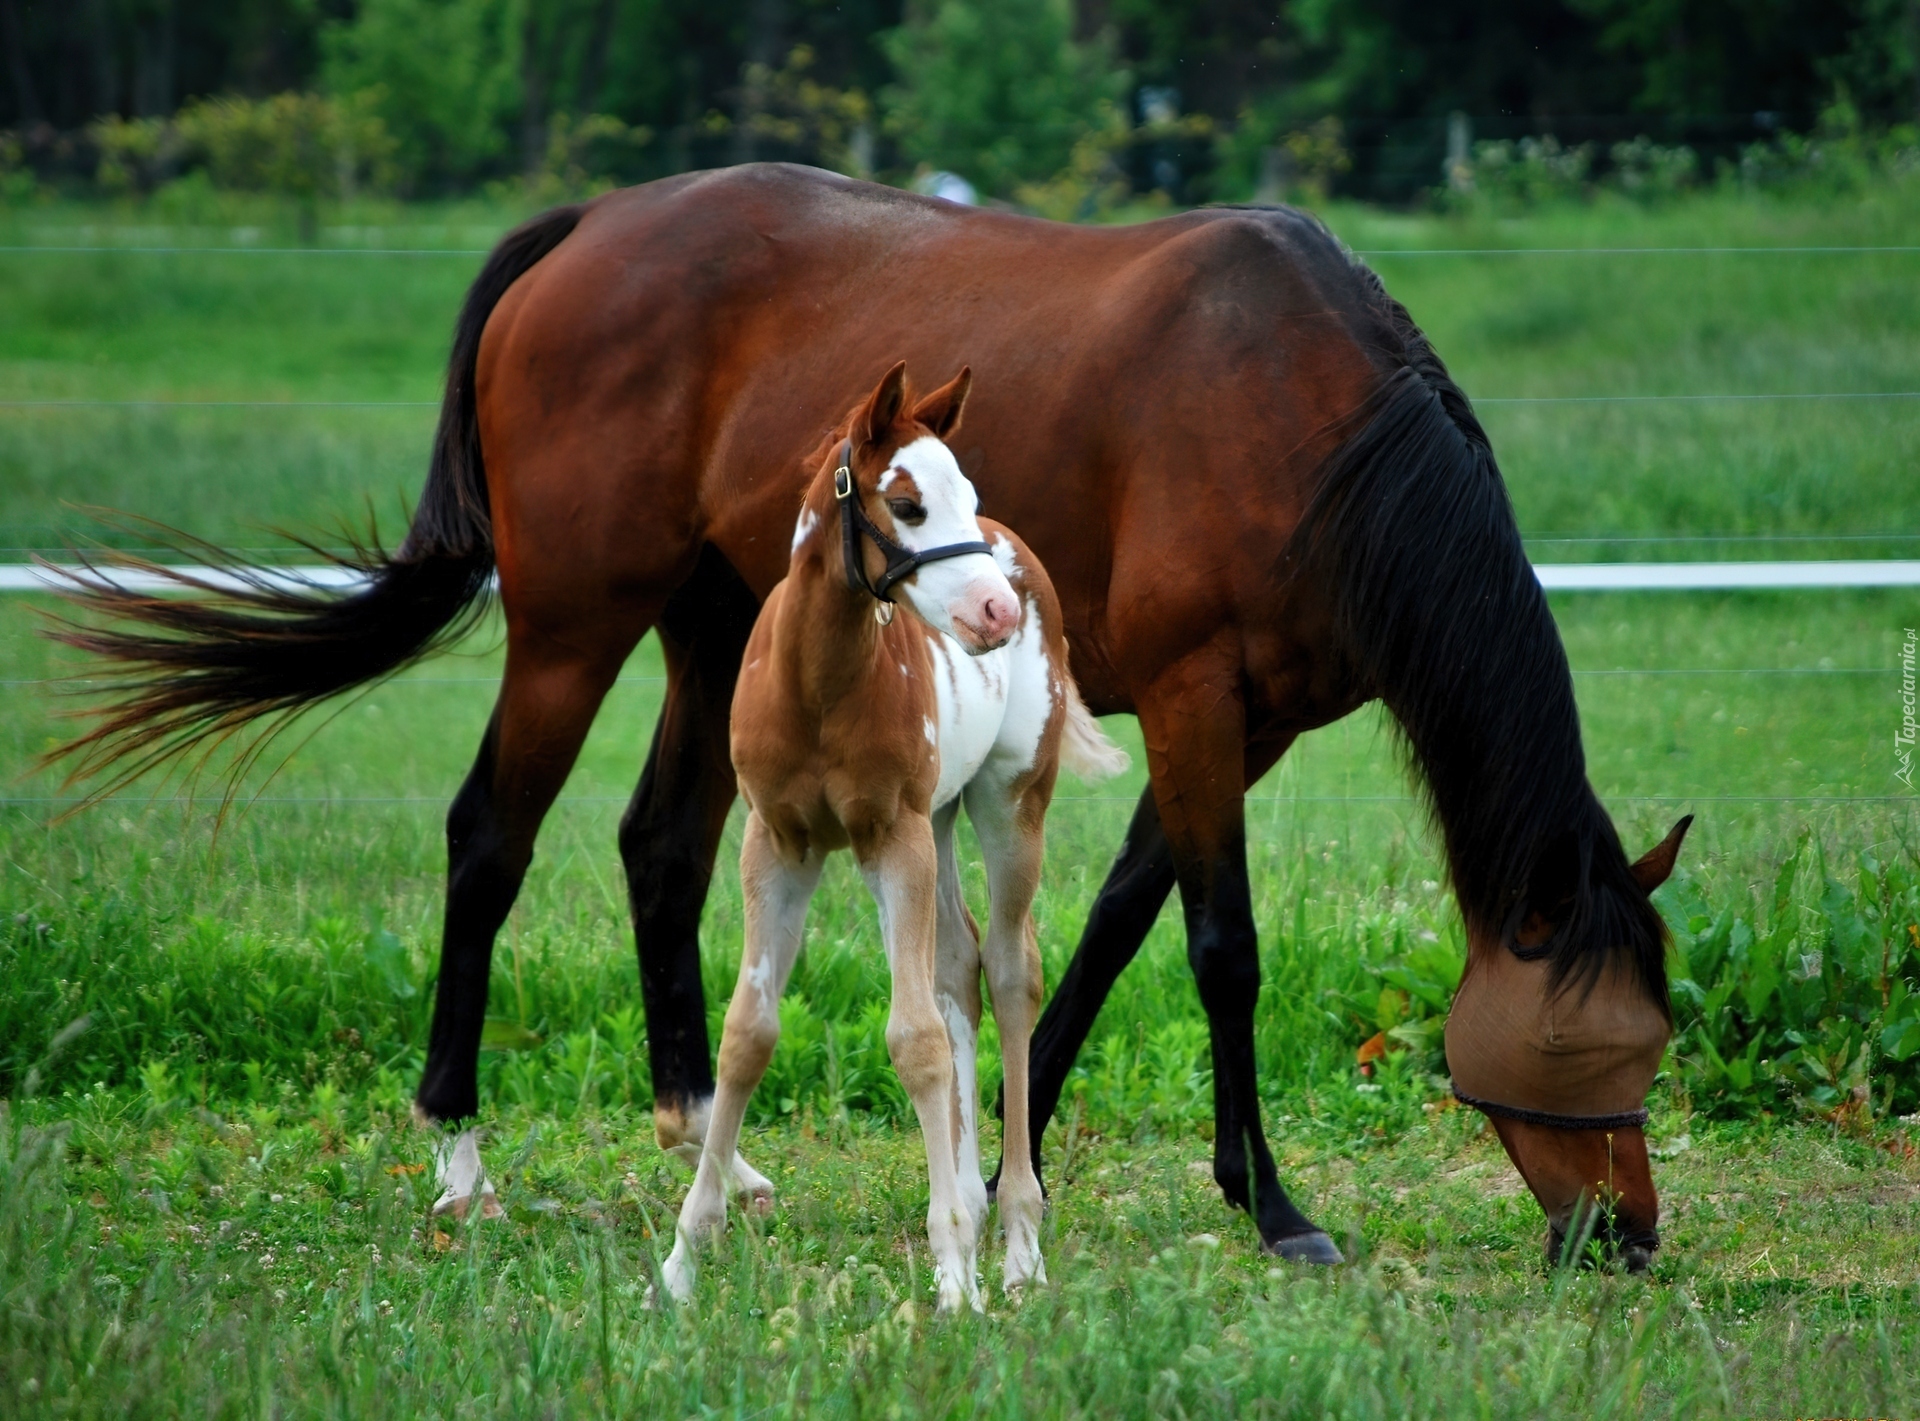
<box><xmin>887</xmin><ymin>498</ymin><xmax>927</xmax><ymax>526</ymax></box>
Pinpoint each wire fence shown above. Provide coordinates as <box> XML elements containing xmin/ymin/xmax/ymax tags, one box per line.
<box><xmin>0</xmin><ymin>234</ymin><xmax>1913</xmax><ymax>817</ymax></box>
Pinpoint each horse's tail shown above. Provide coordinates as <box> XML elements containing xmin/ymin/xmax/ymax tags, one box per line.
<box><xmin>1058</xmin><ymin>674</ymin><xmax>1130</xmax><ymax>783</ymax></box>
<box><xmin>41</xmin><ymin>204</ymin><xmax>586</xmax><ymax>796</ymax></box>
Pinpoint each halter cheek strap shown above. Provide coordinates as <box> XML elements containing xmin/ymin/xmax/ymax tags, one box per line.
<box><xmin>835</xmin><ymin>439</ymin><xmax>992</xmax><ymax>603</ymax></box>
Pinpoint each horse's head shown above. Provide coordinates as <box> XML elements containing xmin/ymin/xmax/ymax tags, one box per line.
<box><xmin>1445</xmin><ymin>815</ymin><xmax>1692</xmax><ymax>1270</ymax></box>
<box><xmin>827</xmin><ymin>361</ymin><xmax>1018</xmax><ymax>653</ymax></box>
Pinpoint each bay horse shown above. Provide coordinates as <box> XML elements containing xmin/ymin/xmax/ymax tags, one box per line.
<box><xmin>48</xmin><ymin>163</ymin><xmax>1688</xmax><ymax>1267</ymax></box>
<box><xmin>663</xmin><ymin>361</ymin><xmax>1124</xmax><ymax>1309</ymax></box>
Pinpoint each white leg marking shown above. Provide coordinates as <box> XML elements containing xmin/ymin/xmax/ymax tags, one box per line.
<box><xmin>863</xmin><ymin>826</ymin><xmax>981</xmax><ymax>1314</ymax></box>
<box><xmin>941</xmin><ymin>990</ymin><xmax>988</xmax><ymax>1239</ymax></box>
<box><xmin>665</xmin><ymin>814</ymin><xmax>819</xmax><ymax>1301</ymax></box>
<box><xmin>964</xmin><ymin>769</ymin><xmax>1051</xmax><ymax>1295</ymax></box>
<box><xmin>431</xmin><ymin>1128</ymin><xmax>502</xmax><ymax>1221</ymax></box>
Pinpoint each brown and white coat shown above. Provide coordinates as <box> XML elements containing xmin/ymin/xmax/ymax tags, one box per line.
<box><xmin>659</xmin><ymin>364</ymin><xmax>1126</xmax><ymax>1311</ymax></box>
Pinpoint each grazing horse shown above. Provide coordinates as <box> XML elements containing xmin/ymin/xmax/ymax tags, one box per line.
<box><xmin>48</xmin><ymin>163</ymin><xmax>1687</xmax><ymax>1267</ymax></box>
<box><xmin>663</xmin><ymin>362</ymin><xmax>1124</xmax><ymax>1309</ymax></box>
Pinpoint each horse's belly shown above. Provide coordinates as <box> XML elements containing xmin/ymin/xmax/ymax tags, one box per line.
<box><xmin>928</xmin><ymin>637</ymin><xmax>1009</xmax><ymax>809</ymax></box>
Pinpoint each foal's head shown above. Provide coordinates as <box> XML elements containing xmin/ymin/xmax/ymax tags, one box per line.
<box><xmin>812</xmin><ymin>361</ymin><xmax>1018</xmax><ymax>654</ymax></box>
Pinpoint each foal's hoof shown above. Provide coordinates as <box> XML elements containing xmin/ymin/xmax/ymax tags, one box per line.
<box><xmin>432</xmin><ymin>1186</ymin><xmax>503</xmax><ymax>1222</ymax></box>
<box><xmin>1265</xmin><ymin>1229</ymin><xmax>1344</xmax><ymax>1265</ymax></box>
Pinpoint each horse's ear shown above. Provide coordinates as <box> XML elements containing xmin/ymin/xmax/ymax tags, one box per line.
<box><xmin>1630</xmin><ymin>815</ymin><xmax>1693</xmax><ymax>895</ymax></box>
<box><xmin>911</xmin><ymin>366</ymin><xmax>971</xmax><ymax>440</ymax></box>
<box><xmin>857</xmin><ymin>362</ymin><xmax>911</xmax><ymax>451</ymax></box>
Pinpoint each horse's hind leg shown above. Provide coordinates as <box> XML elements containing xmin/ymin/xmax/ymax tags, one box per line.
<box><xmin>964</xmin><ymin>778</ymin><xmax>1048</xmax><ymax>1293</ymax></box>
<box><xmin>416</xmin><ymin>616</ymin><xmax>644</xmax><ymax>1216</ymax></box>
<box><xmin>617</xmin><ymin>547</ymin><xmax>770</xmax><ymax>1202</ymax></box>
<box><xmin>931</xmin><ymin>801</ymin><xmax>988</xmax><ymax>1240</ymax></box>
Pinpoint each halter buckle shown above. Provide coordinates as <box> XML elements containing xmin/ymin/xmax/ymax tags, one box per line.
<box><xmin>833</xmin><ymin>464</ymin><xmax>853</xmax><ymax>501</ymax></box>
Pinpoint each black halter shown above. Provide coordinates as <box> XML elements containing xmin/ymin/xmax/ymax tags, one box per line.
<box><xmin>834</xmin><ymin>438</ymin><xmax>992</xmax><ymax>603</ymax></box>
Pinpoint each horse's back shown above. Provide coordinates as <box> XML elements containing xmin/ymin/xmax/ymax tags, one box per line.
<box><xmin>477</xmin><ymin>165</ymin><xmax>1403</xmax><ymax>712</ymax></box>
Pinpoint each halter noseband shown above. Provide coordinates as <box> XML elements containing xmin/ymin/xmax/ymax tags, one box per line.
<box><xmin>835</xmin><ymin>439</ymin><xmax>992</xmax><ymax>603</ymax></box>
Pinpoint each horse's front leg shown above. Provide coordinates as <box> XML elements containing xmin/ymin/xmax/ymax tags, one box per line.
<box><xmin>1138</xmin><ymin>663</ymin><xmax>1342</xmax><ymax>1264</ymax></box>
<box><xmin>661</xmin><ymin>812</ymin><xmax>820</xmax><ymax>1303</ymax></box>
<box><xmin>862</xmin><ymin>815</ymin><xmax>980</xmax><ymax>1313</ymax></box>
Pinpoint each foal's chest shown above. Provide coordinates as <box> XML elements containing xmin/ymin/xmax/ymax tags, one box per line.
<box><xmin>922</xmin><ymin>630</ymin><xmax>1011</xmax><ymax>809</ymax></box>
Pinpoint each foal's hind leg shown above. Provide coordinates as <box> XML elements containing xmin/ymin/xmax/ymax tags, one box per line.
<box><xmin>931</xmin><ymin>801</ymin><xmax>988</xmax><ymax>1241</ymax></box>
<box><xmin>661</xmin><ymin>812</ymin><xmax>820</xmax><ymax>1303</ymax></box>
<box><xmin>417</xmin><ymin>620</ymin><xmax>644</xmax><ymax>1217</ymax></box>
<box><xmin>964</xmin><ymin>778</ymin><xmax>1048</xmax><ymax>1292</ymax></box>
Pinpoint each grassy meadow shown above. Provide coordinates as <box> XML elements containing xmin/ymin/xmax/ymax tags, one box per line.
<box><xmin>1</xmin><ymin>180</ymin><xmax>1917</xmax><ymax>1417</ymax></box>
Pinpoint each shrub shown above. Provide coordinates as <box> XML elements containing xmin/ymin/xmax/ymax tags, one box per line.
<box><xmin>320</xmin><ymin>0</ymin><xmax>522</xmax><ymax>191</ymax></box>
<box><xmin>90</xmin><ymin>94</ymin><xmax>396</xmax><ymax>204</ymax></box>
<box><xmin>880</xmin><ymin>0</ymin><xmax>1129</xmax><ymax>200</ymax></box>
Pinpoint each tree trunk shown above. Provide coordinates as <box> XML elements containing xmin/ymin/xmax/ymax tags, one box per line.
<box><xmin>576</xmin><ymin>0</ymin><xmax>621</xmax><ymax>116</ymax></box>
<box><xmin>0</xmin><ymin>0</ymin><xmax>42</xmax><ymax>124</ymax></box>
<box><xmin>729</xmin><ymin>0</ymin><xmax>785</xmax><ymax>165</ymax></box>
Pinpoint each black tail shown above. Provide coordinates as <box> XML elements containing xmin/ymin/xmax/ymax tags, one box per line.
<box><xmin>41</xmin><ymin>203</ymin><xmax>586</xmax><ymax>797</ymax></box>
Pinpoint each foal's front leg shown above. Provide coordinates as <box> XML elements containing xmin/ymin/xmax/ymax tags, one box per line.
<box><xmin>932</xmin><ymin>802</ymin><xmax>989</xmax><ymax>1241</ymax></box>
<box><xmin>661</xmin><ymin>813</ymin><xmax>820</xmax><ymax>1303</ymax></box>
<box><xmin>863</xmin><ymin>816</ymin><xmax>981</xmax><ymax>1314</ymax></box>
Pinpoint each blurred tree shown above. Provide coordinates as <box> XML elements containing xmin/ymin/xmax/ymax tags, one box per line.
<box><xmin>1569</xmin><ymin>0</ymin><xmax>1881</xmax><ymax>120</ymax></box>
<box><xmin>881</xmin><ymin>0</ymin><xmax>1128</xmax><ymax>197</ymax></box>
<box><xmin>319</xmin><ymin>0</ymin><xmax>521</xmax><ymax>189</ymax></box>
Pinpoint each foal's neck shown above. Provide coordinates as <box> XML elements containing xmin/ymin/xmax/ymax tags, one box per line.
<box><xmin>783</xmin><ymin>499</ymin><xmax>891</xmax><ymax>713</ymax></box>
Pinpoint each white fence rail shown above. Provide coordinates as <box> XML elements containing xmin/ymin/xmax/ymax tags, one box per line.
<box><xmin>5</xmin><ymin>561</ymin><xmax>1920</xmax><ymax>595</ymax></box>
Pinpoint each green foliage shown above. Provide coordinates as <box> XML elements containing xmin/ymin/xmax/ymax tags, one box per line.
<box><xmin>880</xmin><ymin>0</ymin><xmax>1130</xmax><ymax>198</ymax></box>
<box><xmin>320</xmin><ymin>0</ymin><xmax>524</xmax><ymax>191</ymax></box>
<box><xmin>1665</xmin><ymin>841</ymin><xmax>1920</xmax><ymax>1120</ymax></box>
<box><xmin>733</xmin><ymin>45</ymin><xmax>875</xmax><ymax>179</ymax></box>
<box><xmin>1736</xmin><ymin>94</ymin><xmax>1920</xmax><ymax>193</ymax></box>
<box><xmin>89</xmin><ymin>93</ymin><xmax>399</xmax><ymax>205</ymax></box>
<box><xmin>1214</xmin><ymin>108</ymin><xmax>1354</xmax><ymax>205</ymax></box>
<box><xmin>1454</xmin><ymin>136</ymin><xmax>1596</xmax><ymax>210</ymax></box>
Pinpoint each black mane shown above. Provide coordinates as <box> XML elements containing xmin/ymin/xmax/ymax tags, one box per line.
<box><xmin>1288</xmin><ymin>261</ymin><xmax>1668</xmax><ymax>1010</ymax></box>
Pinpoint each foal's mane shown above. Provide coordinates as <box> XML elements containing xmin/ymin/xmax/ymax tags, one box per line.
<box><xmin>1286</xmin><ymin>250</ymin><xmax>1668</xmax><ymax>1010</ymax></box>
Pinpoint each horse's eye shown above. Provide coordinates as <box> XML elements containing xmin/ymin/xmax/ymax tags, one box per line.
<box><xmin>887</xmin><ymin>498</ymin><xmax>927</xmax><ymax>526</ymax></box>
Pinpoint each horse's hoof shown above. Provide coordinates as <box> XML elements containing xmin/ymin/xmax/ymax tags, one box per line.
<box><xmin>1265</xmin><ymin>1230</ymin><xmax>1344</xmax><ymax>1265</ymax></box>
<box><xmin>431</xmin><ymin>1192</ymin><xmax>469</xmax><ymax>1221</ymax></box>
<box><xmin>744</xmin><ymin>1187</ymin><xmax>775</xmax><ymax>1217</ymax></box>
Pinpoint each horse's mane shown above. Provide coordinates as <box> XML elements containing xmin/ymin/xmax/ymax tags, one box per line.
<box><xmin>1285</xmin><ymin>253</ymin><xmax>1668</xmax><ymax>1011</ymax></box>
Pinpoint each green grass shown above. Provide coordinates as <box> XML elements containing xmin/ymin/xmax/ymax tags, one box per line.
<box><xmin>1</xmin><ymin>181</ymin><xmax>1918</xmax><ymax>1416</ymax></box>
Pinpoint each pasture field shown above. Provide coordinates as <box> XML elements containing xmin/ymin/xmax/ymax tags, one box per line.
<box><xmin>1</xmin><ymin>179</ymin><xmax>1918</xmax><ymax>1417</ymax></box>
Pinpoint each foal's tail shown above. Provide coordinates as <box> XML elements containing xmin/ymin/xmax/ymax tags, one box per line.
<box><xmin>1059</xmin><ymin>677</ymin><xmax>1130</xmax><ymax>783</ymax></box>
<box><xmin>40</xmin><ymin>204</ymin><xmax>586</xmax><ymax>798</ymax></box>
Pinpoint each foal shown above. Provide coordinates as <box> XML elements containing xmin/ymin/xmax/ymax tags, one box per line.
<box><xmin>660</xmin><ymin>363</ymin><xmax>1126</xmax><ymax>1311</ymax></box>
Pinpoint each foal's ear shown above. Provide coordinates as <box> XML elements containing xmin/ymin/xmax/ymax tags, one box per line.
<box><xmin>911</xmin><ymin>366</ymin><xmax>972</xmax><ymax>441</ymax></box>
<box><xmin>857</xmin><ymin>361</ymin><xmax>911</xmax><ymax>451</ymax></box>
<box><xmin>1629</xmin><ymin>815</ymin><xmax>1693</xmax><ymax>895</ymax></box>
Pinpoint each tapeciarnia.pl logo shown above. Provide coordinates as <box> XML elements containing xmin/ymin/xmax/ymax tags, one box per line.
<box><xmin>1898</xmin><ymin>626</ymin><xmax>1917</xmax><ymax>789</ymax></box>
